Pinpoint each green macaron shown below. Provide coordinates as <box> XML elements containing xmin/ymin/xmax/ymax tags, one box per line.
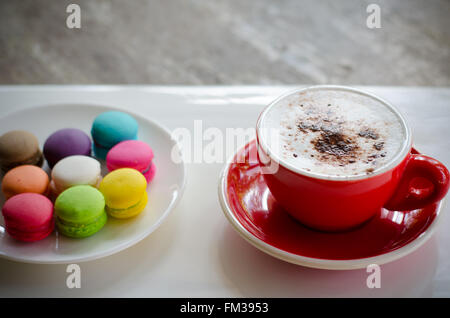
<box><xmin>55</xmin><ymin>185</ymin><xmax>107</xmax><ymax>238</ymax></box>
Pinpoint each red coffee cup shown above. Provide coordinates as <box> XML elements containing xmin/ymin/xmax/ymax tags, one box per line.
<box><xmin>256</xmin><ymin>86</ymin><xmax>449</xmax><ymax>232</ymax></box>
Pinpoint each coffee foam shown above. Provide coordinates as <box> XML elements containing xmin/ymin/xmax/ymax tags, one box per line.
<box><xmin>261</xmin><ymin>89</ymin><xmax>406</xmax><ymax>177</ymax></box>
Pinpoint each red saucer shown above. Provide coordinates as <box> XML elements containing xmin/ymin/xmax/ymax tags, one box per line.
<box><xmin>219</xmin><ymin>140</ymin><xmax>442</xmax><ymax>269</ymax></box>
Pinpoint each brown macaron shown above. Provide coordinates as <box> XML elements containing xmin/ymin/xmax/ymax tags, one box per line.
<box><xmin>0</xmin><ymin>130</ymin><xmax>43</xmax><ymax>173</ymax></box>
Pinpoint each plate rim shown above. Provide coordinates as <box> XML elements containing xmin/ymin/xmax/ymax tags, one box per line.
<box><xmin>218</xmin><ymin>140</ymin><xmax>443</xmax><ymax>270</ymax></box>
<box><xmin>0</xmin><ymin>103</ymin><xmax>187</xmax><ymax>264</ymax></box>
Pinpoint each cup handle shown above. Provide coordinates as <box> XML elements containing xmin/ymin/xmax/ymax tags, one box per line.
<box><xmin>384</xmin><ymin>153</ymin><xmax>450</xmax><ymax>211</ymax></box>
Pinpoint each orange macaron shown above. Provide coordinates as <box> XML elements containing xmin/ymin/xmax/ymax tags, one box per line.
<box><xmin>2</xmin><ymin>165</ymin><xmax>50</xmax><ymax>199</ymax></box>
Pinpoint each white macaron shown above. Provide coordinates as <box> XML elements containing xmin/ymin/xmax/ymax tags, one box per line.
<box><xmin>50</xmin><ymin>155</ymin><xmax>102</xmax><ymax>196</ymax></box>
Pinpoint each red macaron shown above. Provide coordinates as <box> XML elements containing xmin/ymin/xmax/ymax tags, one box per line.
<box><xmin>2</xmin><ymin>193</ymin><xmax>54</xmax><ymax>242</ymax></box>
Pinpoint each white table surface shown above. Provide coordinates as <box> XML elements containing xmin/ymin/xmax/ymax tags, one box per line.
<box><xmin>0</xmin><ymin>85</ymin><xmax>449</xmax><ymax>297</ymax></box>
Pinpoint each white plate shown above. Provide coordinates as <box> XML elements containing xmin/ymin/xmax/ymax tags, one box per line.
<box><xmin>0</xmin><ymin>104</ymin><xmax>186</xmax><ymax>264</ymax></box>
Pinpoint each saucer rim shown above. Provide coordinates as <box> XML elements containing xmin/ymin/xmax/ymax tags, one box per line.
<box><xmin>218</xmin><ymin>140</ymin><xmax>444</xmax><ymax>270</ymax></box>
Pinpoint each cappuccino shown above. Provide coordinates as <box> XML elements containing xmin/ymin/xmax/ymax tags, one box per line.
<box><xmin>260</xmin><ymin>88</ymin><xmax>407</xmax><ymax>177</ymax></box>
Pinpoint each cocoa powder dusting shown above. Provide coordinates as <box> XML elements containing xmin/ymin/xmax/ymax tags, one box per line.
<box><xmin>291</xmin><ymin>107</ymin><xmax>386</xmax><ymax>174</ymax></box>
<box><xmin>373</xmin><ymin>142</ymin><xmax>384</xmax><ymax>150</ymax></box>
<box><xmin>312</xmin><ymin>129</ymin><xmax>358</xmax><ymax>164</ymax></box>
<box><xmin>359</xmin><ymin>129</ymin><xmax>379</xmax><ymax>140</ymax></box>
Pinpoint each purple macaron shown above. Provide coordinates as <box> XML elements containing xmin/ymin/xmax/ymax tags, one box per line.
<box><xmin>43</xmin><ymin>128</ymin><xmax>92</xmax><ymax>168</ymax></box>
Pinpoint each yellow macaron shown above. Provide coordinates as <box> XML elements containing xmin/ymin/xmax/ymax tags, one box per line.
<box><xmin>99</xmin><ymin>168</ymin><xmax>148</xmax><ymax>219</ymax></box>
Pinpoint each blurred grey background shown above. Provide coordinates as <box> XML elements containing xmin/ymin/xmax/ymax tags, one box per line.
<box><xmin>0</xmin><ymin>0</ymin><xmax>449</xmax><ymax>85</ymax></box>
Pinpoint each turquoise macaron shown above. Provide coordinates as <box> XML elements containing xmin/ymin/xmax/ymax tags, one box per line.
<box><xmin>55</xmin><ymin>185</ymin><xmax>107</xmax><ymax>238</ymax></box>
<box><xmin>91</xmin><ymin>111</ymin><xmax>138</xmax><ymax>160</ymax></box>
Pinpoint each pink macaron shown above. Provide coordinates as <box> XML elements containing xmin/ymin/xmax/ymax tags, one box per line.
<box><xmin>106</xmin><ymin>140</ymin><xmax>156</xmax><ymax>183</ymax></box>
<box><xmin>2</xmin><ymin>193</ymin><xmax>54</xmax><ymax>242</ymax></box>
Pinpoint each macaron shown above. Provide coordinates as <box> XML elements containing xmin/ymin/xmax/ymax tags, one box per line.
<box><xmin>50</xmin><ymin>155</ymin><xmax>102</xmax><ymax>196</ymax></box>
<box><xmin>91</xmin><ymin>111</ymin><xmax>138</xmax><ymax>160</ymax></box>
<box><xmin>2</xmin><ymin>193</ymin><xmax>54</xmax><ymax>242</ymax></box>
<box><xmin>2</xmin><ymin>165</ymin><xmax>50</xmax><ymax>199</ymax></box>
<box><xmin>43</xmin><ymin>128</ymin><xmax>92</xmax><ymax>168</ymax></box>
<box><xmin>55</xmin><ymin>185</ymin><xmax>107</xmax><ymax>238</ymax></box>
<box><xmin>0</xmin><ymin>130</ymin><xmax>43</xmax><ymax>172</ymax></box>
<box><xmin>106</xmin><ymin>140</ymin><xmax>156</xmax><ymax>183</ymax></box>
<box><xmin>99</xmin><ymin>168</ymin><xmax>148</xmax><ymax>219</ymax></box>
